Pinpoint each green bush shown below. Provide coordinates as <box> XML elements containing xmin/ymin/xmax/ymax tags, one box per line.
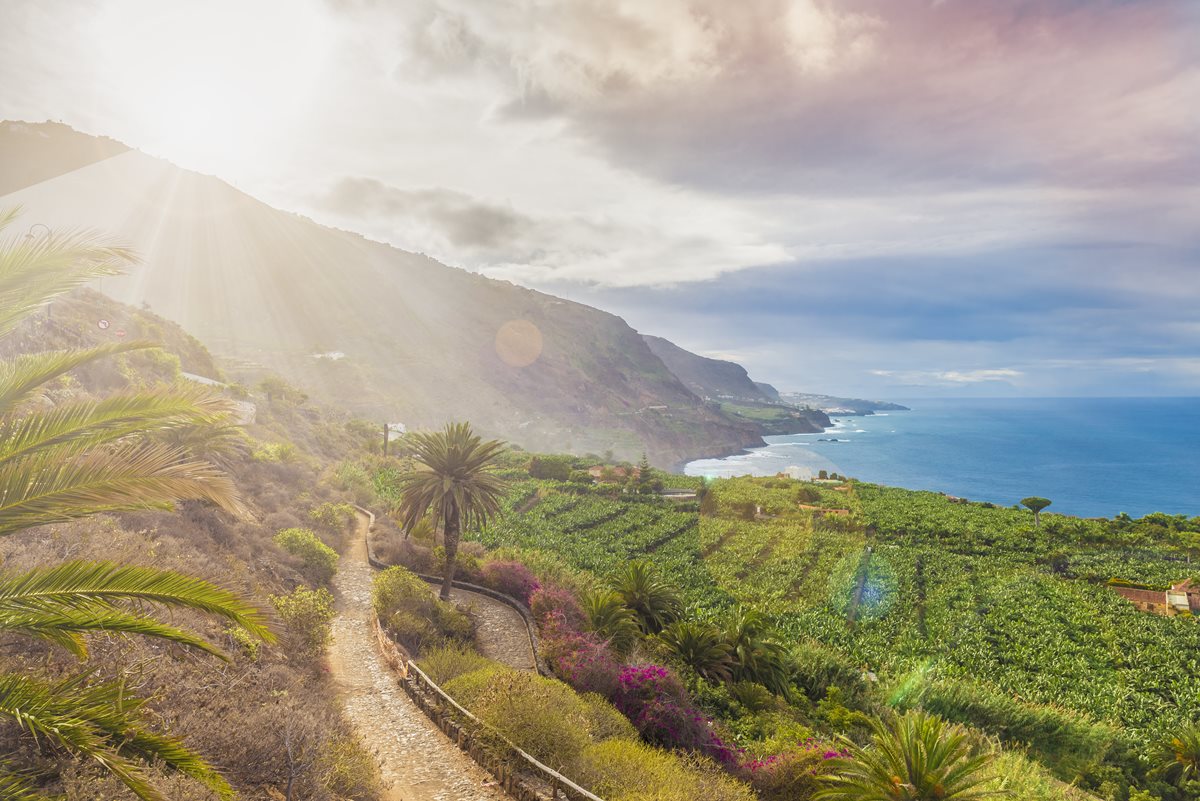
<box><xmin>270</xmin><ymin>586</ymin><xmax>336</xmax><ymax>659</ymax></box>
<box><xmin>253</xmin><ymin>440</ymin><xmax>298</xmax><ymax>463</ymax></box>
<box><xmin>572</xmin><ymin>739</ymin><xmax>755</xmax><ymax>801</ymax></box>
<box><xmin>309</xmin><ymin>502</ymin><xmax>357</xmax><ymax>535</ymax></box>
<box><xmin>419</xmin><ymin>644</ymin><xmax>493</xmax><ymax>685</ymax></box>
<box><xmin>443</xmin><ymin>664</ymin><xmax>513</xmax><ymax>708</ymax></box>
<box><xmin>579</xmin><ymin>692</ymin><xmax>639</xmax><ymax>743</ymax></box>
<box><xmin>372</xmin><ymin>565</ymin><xmax>473</xmax><ymax>654</ymax></box>
<box><xmin>274</xmin><ymin>527</ymin><xmax>339</xmax><ymax>585</ymax></box>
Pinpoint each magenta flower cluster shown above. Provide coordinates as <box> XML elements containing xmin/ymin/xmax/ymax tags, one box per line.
<box><xmin>611</xmin><ymin>664</ymin><xmax>737</xmax><ymax>765</ymax></box>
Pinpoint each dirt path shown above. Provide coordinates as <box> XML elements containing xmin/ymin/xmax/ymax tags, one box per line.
<box><xmin>328</xmin><ymin>514</ymin><xmax>510</xmax><ymax>801</ymax></box>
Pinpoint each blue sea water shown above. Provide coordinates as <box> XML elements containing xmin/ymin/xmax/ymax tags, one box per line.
<box><xmin>685</xmin><ymin>397</ymin><xmax>1200</xmax><ymax>519</ymax></box>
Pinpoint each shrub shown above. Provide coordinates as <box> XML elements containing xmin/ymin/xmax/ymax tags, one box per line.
<box><xmin>443</xmin><ymin>664</ymin><xmax>513</xmax><ymax>707</ymax></box>
<box><xmin>270</xmin><ymin>586</ymin><xmax>336</xmax><ymax>659</ymax></box>
<box><xmin>372</xmin><ymin>565</ymin><xmax>474</xmax><ymax>654</ymax></box>
<box><xmin>572</xmin><ymin>739</ymin><xmax>755</xmax><ymax>801</ymax></box>
<box><xmin>469</xmin><ymin>670</ymin><xmax>594</xmax><ymax>768</ymax></box>
<box><xmin>309</xmin><ymin>501</ymin><xmax>356</xmax><ymax>535</ymax></box>
<box><xmin>542</xmin><ymin>614</ymin><xmax>621</xmax><ymax>697</ymax></box>
<box><xmin>737</xmin><ymin>741</ymin><xmax>845</xmax><ymax>801</ymax></box>
<box><xmin>253</xmin><ymin>441</ymin><xmax>298</xmax><ymax>463</ymax></box>
<box><xmin>481</xmin><ymin>559</ymin><xmax>540</xmax><ymax>604</ymax></box>
<box><xmin>612</xmin><ymin>664</ymin><xmax>735</xmax><ymax>765</ymax></box>
<box><xmin>580</xmin><ymin>692</ymin><xmax>639</xmax><ymax>743</ymax></box>
<box><xmin>530</xmin><ymin>584</ymin><xmax>587</xmax><ymax>631</ymax></box>
<box><xmin>419</xmin><ymin>644</ymin><xmax>494</xmax><ymax>685</ymax></box>
<box><xmin>274</xmin><ymin>527</ymin><xmax>339</xmax><ymax>585</ymax></box>
<box><xmin>318</xmin><ymin>733</ymin><xmax>381</xmax><ymax>799</ymax></box>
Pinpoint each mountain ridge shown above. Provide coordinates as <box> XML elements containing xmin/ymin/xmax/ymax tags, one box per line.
<box><xmin>0</xmin><ymin>120</ymin><xmax>766</xmax><ymax>467</ymax></box>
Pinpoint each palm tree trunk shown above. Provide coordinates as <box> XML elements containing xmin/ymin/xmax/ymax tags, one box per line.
<box><xmin>440</xmin><ymin>503</ymin><xmax>460</xmax><ymax>600</ymax></box>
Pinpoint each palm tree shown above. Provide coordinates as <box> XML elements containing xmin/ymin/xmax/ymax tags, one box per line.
<box><xmin>611</xmin><ymin>560</ymin><xmax>681</xmax><ymax>634</ymax></box>
<box><xmin>394</xmin><ymin>422</ymin><xmax>507</xmax><ymax>599</ymax></box>
<box><xmin>1158</xmin><ymin>724</ymin><xmax>1200</xmax><ymax>785</ymax></box>
<box><xmin>725</xmin><ymin>606</ymin><xmax>792</xmax><ymax>696</ymax></box>
<box><xmin>816</xmin><ymin>711</ymin><xmax>1001</xmax><ymax>801</ymax></box>
<box><xmin>658</xmin><ymin>620</ymin><xmax>733</xmax><ymax>682</ymax></box>
<box><xmin>581</xmin><ymin>588</ymin><xmax>641</xmax><ymax>657</ymax></box>
<box><xmin>0</xmin><ymin>212</ymin><xmax>271</xmax><ymax>800</ymax></box>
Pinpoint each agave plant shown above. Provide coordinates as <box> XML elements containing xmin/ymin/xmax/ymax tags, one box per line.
<box><xmin>581</xmin><ymin>588</ymin><xmax>642</xmax><ymax>657</ymax></box>
<box><xmin>611</xmin><ymin>559</ymin><xmax>681</xmax><ymax>634</ymax></box>
<box><xmin>0</xmin><ymin>212</ymin><xmax>271</xmax><ymax>800</ymax></box>
<box><xmin>658</xmin><ymin>620</ymin><xmax>733</xmax><ymax>682</ymax></box>
<box><xmin>393</xmin><ymin>422</ymin><xmax>507</xmax><ymax>599</ymax></box>
<box><xmin>816</xmin><ymin>710</ymin><xmax>1001</xmax><ymax>801</ymax></box>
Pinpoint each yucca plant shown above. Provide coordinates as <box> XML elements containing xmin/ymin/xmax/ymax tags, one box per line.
<box><xmin>816</xmin><ymin>710</ymin><xmax>1002</xmax><ymax>801</ymax></box>
<box><xmin>611</xmin><ymin>560</ymin><xmax>681</xmax><ymax>634</ymax></box>
<box><xmin>658</xmin><ymin>620</ymin><xmax>733</xmax><ymax>682</ymax></box>
<box><xmin>393</xmin><ymin>422</ymin><xmax>507</xmax><ymax>599</ymax></box>
<box><xmin>0</xmin><ymin>211</ymin><xmax>272</xmax><ymax>800</ymax></box>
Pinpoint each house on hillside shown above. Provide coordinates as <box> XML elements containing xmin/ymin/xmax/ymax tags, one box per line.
<box><xmin>1111</xmin><ymin>579</ymin><xmax>1200</xmax><ymax>616</ymax></box>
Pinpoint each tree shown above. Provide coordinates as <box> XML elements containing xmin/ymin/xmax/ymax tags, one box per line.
<box><xmin>1021</xmin><ymin>496</ymin><xmax>1052</xmax><ymax>528</ymax></box>
<box><xmin>612</xmin><ymin>560</ymin><xmax>681</xmax><ymax>634</ymax></box>
<box><xmin>0</xmin><ymin>211</ymin><xmax>272</xmax><ymax>800</ymax></box>
<box><xmin>658</xmin><ymin>621</ymin><xmax>733</xmax><ymax>682</ymax></box>
<box><xmin>724</xmin><ymin>607</ymin><xmax>791</xmax><ymax>696</ymax></box>
<box><xmin>1158</xmin><ymin>724</ymin><xmax>1200</xmax><ymax>786</ymax></box>
<box><xmin>816</xmin><ymin>710</ymin><xmax>1000</xmax><ymax>801</ymax></box>
<box><xmin>394</xmin><ymin>422</ymin><xmax>507</xmax><ymax>599</ymax></box>
<box><xmin>581</xmin><ymin>588</ymin><xmax>641</xmax><ymax>657</ymax></box>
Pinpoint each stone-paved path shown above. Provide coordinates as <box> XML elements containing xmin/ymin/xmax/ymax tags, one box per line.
<box><xmin>328</xmin><ymin>513</ymin><xmax>511</xmax><ymax>801</ymax></box>
<box><xmin>441</xmin><ymin>585</ymin><xmax>536</xmax><ymax>672</ymax></box>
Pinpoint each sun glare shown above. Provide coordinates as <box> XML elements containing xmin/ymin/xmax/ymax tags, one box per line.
<box><xmin>89</xmin><ymin>2</ymin><xmax>331</xmax><ymax>175</ymax></box>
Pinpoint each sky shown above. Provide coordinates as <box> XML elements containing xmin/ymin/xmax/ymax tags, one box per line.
<box><xmin>1</xmin><ymin>0</ymin><xmax>1198</xmax><ymax>397</ymax></box>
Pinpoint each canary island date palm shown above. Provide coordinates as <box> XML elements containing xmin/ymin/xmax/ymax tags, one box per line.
<box><xmin>612</xmin><ymin>559</ymin><xmax>681</xmax><ymax>634</ymax></box>
<box><xmin>816</xmin><ymin>710</ymin><xmax>1001</xmax><ymax>801</ymax></box>
<box><xmin>658</xmin><ymin>620</ymin><xmax>733</xmax><ymax>682</ymax></box>
<box><xmin>0</xmin><ymin>211</ymin><xmax>271</xmax><ymax>800</ymax></box>
<box><xmin>1158</xmin><ymin>724</ymin><xmax>1200</xmax><ymax>786</ymax></box>
<box><xmin>394</xmin><ymin>422</ymin><xmax>507</xmax><ymax>599</ymax></box>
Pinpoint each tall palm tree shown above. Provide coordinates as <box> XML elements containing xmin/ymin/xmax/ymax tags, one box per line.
<box><xmin>0</xmin><ymin>212</ymin><xmax>271</xmax><ymax>800</ymax></box>
<box><xmin>611</xmin><ymin>560</ymin><xmax>681</xmax><ymax>634</ymax></box>
<box><xmin>394</xmin><ymin>422</ymin><xmax>507</xmax><ymax>599</ymax></box>
<box><xmin>816</xmin><ymin>711</ymin><xmax>1001</xmax><ymax>801</ymax></box>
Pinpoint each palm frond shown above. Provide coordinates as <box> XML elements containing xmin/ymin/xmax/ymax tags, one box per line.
<box><xmin>0</xmin><ymin>762</ymin><xmax>48</xmax><ymax>801</ymax></box>
<box><xmin>0</xmin><ymin>671</ymin><xmax>234</xmax><ymax>801</ymax></box>
<box><xmin>0</xmin><ymin>561</ymin><xmax>273</xmax><ymax>645</ymax></box>
<box><xmin>0</xmin><ymin>342</ymin><xmax>156</xmax><ymax>416</ymax></box>
<box><xmin>0</xmin><ymin>210</ymin><xmax>135</xmax><ymax>338</ymax></box>
<box><xmin>0</xmin><ymin>441</ymin><xmax>248</xmax><ymax>536</ymax></box>
<box><xmin>0</xmin><ymin>384</ymin><xmax>238</xmax><ymax>468</ymax></box>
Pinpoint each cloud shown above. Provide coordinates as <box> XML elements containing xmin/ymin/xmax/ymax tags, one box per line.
<box><xmin>314</xmin><ymin>176</ymin><xmax>789</xmax><ymax>285</ymax></box>
<box><xmin>319</xmin><ymin>177</ymin><xmax>532</xmax><ymax>248</ymax></box>
<box><xmin>871</xmin><ymin>368</ymin><xmax>1023</xmax><ymax>385</ymax></box>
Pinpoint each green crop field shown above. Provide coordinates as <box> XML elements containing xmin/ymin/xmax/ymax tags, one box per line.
<box><xmin>469</xmin><ymin>470</ymin><xmax>1200</xmax><ymax>799</ymax></box>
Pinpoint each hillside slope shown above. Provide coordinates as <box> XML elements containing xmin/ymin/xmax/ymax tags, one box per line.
<box><xmin>642</xmin><ymin>334</ymin><xmax>772</xmax><ymax>403</ymax></box>
<box><xmin>0</xmin><ymin>121</ymin><xmax>762</xmax><ymax>466</ymax></box>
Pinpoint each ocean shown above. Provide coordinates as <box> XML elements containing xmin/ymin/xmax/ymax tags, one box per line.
<box><xmin>685</xmin><ymin>397</ymin><xmax>1200</xmax><ymax>519</ymax></box>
